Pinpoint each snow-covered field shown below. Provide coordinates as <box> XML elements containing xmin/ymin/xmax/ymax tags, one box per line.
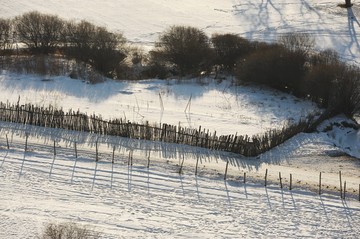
<box><xmin>1</xmin><ymin>124</ymin><xmax>360</xmax><ymax>238</ymax></box>
<box><xmin>2</xmin><ymin>0</ymin><xmax>360</xmax><ymax>63</ymax></box>
<box><xmin>0</xmin><ymin>72</ymin><xmax>319</xmax><ymax>136</ymax></box>
<box><xmin>1</xmin><ymin>0</ymin><xmax>360</xmax><ymax>238</ymax></box>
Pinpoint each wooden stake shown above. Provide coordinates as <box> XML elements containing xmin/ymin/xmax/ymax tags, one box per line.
<box><xmin>290</xmin><ymin>173</ymin><xmax>293</xmax><ymax>190</ymax></box>
<box><xmin>319</xmin><ymin>172</ymin><xmax>322</xmax><ymax>195</ymax></box>
<box><xmin>112</xmin><ymin>146</ymin><xmax>115</xmax><ymax>164</ymax></box>
<box><xmin>279</xmin><ymin>172</ymin><xmax>283</xmax><ymax>189</ymax></box>
<box><xmin>358</xmin><ymin>184</ymin><xmax>360</xmax><ymax>201</ymax></box>
<box><xmin>343</xmin><ymin>181</ymin><xmax>346</xmax><ymax>200</ymax></box>
<box><xmin>195</xmin><ymin>157</ymin><xmax>199</xmax><ymax>175</ymax></box>
<box><xmin>128</xmin><ymin>150</ymin><xmax>133</xmax><ymax>166</ymax></box>
<box><xmin>25</xmin><ymin>134</ymin><xmax>28</xmax><ymax>152</ymax></box>
<box><xmin>130</xmin><ymin>150</ymin><xmax>133</xmax><ymax>166</ymax></box>
<box><xmin>264</xmin><ymin>169</ymin><xmax>268</xmax><ymax>187</ymax></box>
<box><xmin>179</xmin><ymin>155</ymin><xmax>185</xmax><ymax>174</ymax></box>
<box><xmin>147</xmin><ymin>151</ymin><xmax>150</xmax><ymax>168</ymax></box>
<box><xmin>224</xmin><ymin>160</ymin><xmax>229</xmax><ymax>180</ymax></box>
<box><xmin>53</xmin><ymin>140</ymin><xmax>56</xmax><ymax>156</ymax></box>
<box><xmin>6</xmin><ymin>134</ymin><xmax>9</xmax><ymax>149</ymax></box>
<box><xmin>74</xmin><ymin>142</ymin><xmax>78</xmax><ymax>158</ymax></box>
<box><xmin>339</xmin><ymin>171</ymin><xmax>342</xmax><ymax>198</ymax></box>
<box><xmin>243</xmin><ymin>172</ymin><xmax>246</xmax><ymax>184</ymax></box>
<box><xmin>95</xmin><ymin>141</ymin><xmax>98</xmax><ymax>162</ymax></box>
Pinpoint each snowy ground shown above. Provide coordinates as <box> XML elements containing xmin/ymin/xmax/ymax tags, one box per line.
<box><xmin>0</xmin><ymin>124</ymin><xmax>360</xmax><ymax>238</ymax></box>
<box><xmin>1</xmin><ymin>0</ymin><xmax>360</xmax><ymax>238</ymax></box>
<box><xmin>0</xmin><ymin>72</ymin><xmax>319</xmax><ymax>136</ymax></box>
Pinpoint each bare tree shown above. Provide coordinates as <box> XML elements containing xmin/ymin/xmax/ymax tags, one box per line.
<box><xmin>154</xmin><ymin>25</ymin><xmax>212</xmax><ymax>76</ymax></box>
<box><xmin>65</xmin><ymin>20</ymin><xmax>96</xmax><ymax>50</ymax></box>
<box><xmin>211</xmin><ymin>33</ymin><xmax>251</xmax><ymax>71</ymax></box>
<box><xmin>0</xmin><ymin>18</ymin><xmax>12</xmax><ymax>52</ymax></box>
<box><xmin>14</xmin><ymin>11</ymin><xmax>65</xmax><ymax>51</ymax></box>
<box><xmin>65</xmin><ymin>20</ymin><xmax>127</xmax><ymax>77</ymax></box>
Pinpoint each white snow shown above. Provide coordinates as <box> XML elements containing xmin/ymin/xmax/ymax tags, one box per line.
<box><xmin>1</xmin><ymin>0</ymin><xmax>360</xmax><ymax>238</ymax></box>
<box><xmin>0</xmin><ymin>125</ymin><xmax>360</xmax><ymax>238</ymax></box>
<box><xmin>0</xmin><ymin>72</ymin><xmax>319</xmax><ymax>136</ymax></box>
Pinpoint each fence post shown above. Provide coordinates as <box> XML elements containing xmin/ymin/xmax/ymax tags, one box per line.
<box><xmin>74</xmin><ymin>142</ymin><xmax>78</xmax><ymax>158</ymax></box>
<box><xmin>319</xmin><ymin>172</ymin><xmax>322</xmax><ymax>195</ymax></box>
<box><xmin>6</xmin><ymin>134</ymin><xmax>9</xmax><ymax>149</ymax></box>
<box><xmin>264</xmin><ymin>169</ymin><xmax>268</xmax><ymax>187</ymax></box>
<box><xmin>195</xmin><ymin>156</ymin><xmax>199</xmax><ymax>176</ymax></box>
<box><xmin>290</xmin><ymin>173</ymin><xmax>292</xmax><ymax>190</ymax></box>
<box><xmin>339</xmin><ymin>171</ymin><xmax>342</xmax><ymax>199</ymax></box>
<box><xmin>343</xmin><ymin>181</ymin><xmax>346</xmax><ymax>200</ymax></box>
<box><xmin>224</xmin><ymin>160</ymin><xmax>229</xmax><ymax>180</ymax></box>
<box><xmin>179</xmin><ymin>155</ymin><xmax>185</xmax><ymax>174</ymax></box>
<box><xmin>279</xmin><ymin>172</ymin><xmax>283</xmax><ymax>189</ymax></box>
<box><xmin>53</xmin><ymin>140</ymin><xmax>56</xmax><ymax>156</ymax></box>
<box><xmin>147</xmin><ymin>151</ymin><xmax>151</xmax><ymax>168</ymax></box>
<box><xmin>25</xmin><ymin>133</ymin><xmax>29</xmax><ymax>152</ymax></box>
<box><xmin>95</xmin><ymin>141</ymin><xmax>99</xmax><ymax>162</ymax></box>
<box><xmin>112</xmin><ymin>146</ymin><xmax>115</xmax><ymax>164</ymax></box>
<box><xmin>128</xmin><ymin>150</ymin><xmax>133</xmax><ymax>166</ymax></box>
<box><xmin>243</xmin><ymin>172</ymin><xmax>246</xmax><ymax>184</ymax></box>
<box><xmin>358</xmin><ymin>184</ymin><xmax>360</xmax><ymax>201</ymax></box>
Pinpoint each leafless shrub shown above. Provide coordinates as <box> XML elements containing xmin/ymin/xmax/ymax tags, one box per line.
<box><xmin>39</xmin><ymin>222</ymin><xmax>101</xmax><ymax>239</ymax></box>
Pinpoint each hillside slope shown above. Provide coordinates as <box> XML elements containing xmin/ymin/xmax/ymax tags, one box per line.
<box><xmin>1</xmin><ymin>0</ymin><xmax>360</xmax><ymax>63</ymax></box>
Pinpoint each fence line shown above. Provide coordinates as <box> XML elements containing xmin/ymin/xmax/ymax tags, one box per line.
<box><xmin>0</xmin><ymin>101</ymin><xmax>318</xmax><ymax>156</ymax></box>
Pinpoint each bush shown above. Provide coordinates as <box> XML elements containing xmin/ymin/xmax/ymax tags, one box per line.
<box><xmin>153</xmin><ymin>25</ymin><xmax>212</xmax><ymax>76</ymax></box>
<box><xmin>141</xmin><ymin>62</ymin><xmax>170</xmax><ymax>79</ymax></box>
<box><xmin>303</xmin><ymin>50</ymin><xmax>342</xmax><ymax>107</ymax></box>
<box><xmin>304</xmin><ymin>49</ymin><xmax>360</xmax><ymax>117</ymax></box>
<box><xmin>236</xmin><ymin>44</ymin><xmax>307</xmax><ymax>96</ymax></box>
<box><xmin>329</xmin><ymin>65</ymin><xmax>360</xmax><ymax>116</ymax></box>
<box><xmin>112</xmin><ymin>46</ymin><xmax>148</xmax><ymax>80</ymax></box>
<box><xmin>211</xmin><ymin>33</ymin><xmax>252</xmax><ymax>71</ymax></box>
<box><xmin>303</xmin><ymin>63</ymin><xmax>341</xmax><ymax>107</ymax></box>
<box><xmin>39</xmin><ymin>222</ymin><xmax>101</xmax><ymax>239</ymax></box>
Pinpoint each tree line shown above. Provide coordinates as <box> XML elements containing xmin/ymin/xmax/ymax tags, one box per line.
<box><xmin>1</xmin><ymin>11</ymin><xmax>360</xmax><ymax>118</ymax></box>
<box><xmin>0</xmin><ymin>11</ymin><xmax>127</xmax><ymax>79</ymax></box>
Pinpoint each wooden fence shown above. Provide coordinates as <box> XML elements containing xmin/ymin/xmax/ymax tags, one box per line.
<box><xmin>0</xmin><ymin>101</ymin><xmax>317</xmax><ymax>156</ymax></box>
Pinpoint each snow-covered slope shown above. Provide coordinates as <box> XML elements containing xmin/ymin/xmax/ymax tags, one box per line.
<box><xmin>1</xmin><ymin>127</ymin><xmax>359</xmax><ymax>238</ymax></box>
<box><xmin>2</xmin><ymin>0</ymin><xmax>360</xmax><ymax>63</ymax></box>
<box><xmin>0</xmin><ymin>72</ymin><xmax>319</xmax><ymax>136</ymax></box>
<box><xmin>1</xmin><ymin>1</ymin><xmax>360</xmax><ymax>238</ymax></box>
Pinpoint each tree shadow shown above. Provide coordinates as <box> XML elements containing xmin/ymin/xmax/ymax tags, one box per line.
<box><xmin>0</xmin><ymin>73</ymin><xmax>125</xmax><ymax>103</ymax></box>
<box><xmin>232</xmin><ymin>0</ymin><xmax>323</xmax><ymax>40</ymax></box>
<box><xmin>346</xmin><ymin>7</ymin><xmax>360</xmax><ymax>57</ymax></box>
